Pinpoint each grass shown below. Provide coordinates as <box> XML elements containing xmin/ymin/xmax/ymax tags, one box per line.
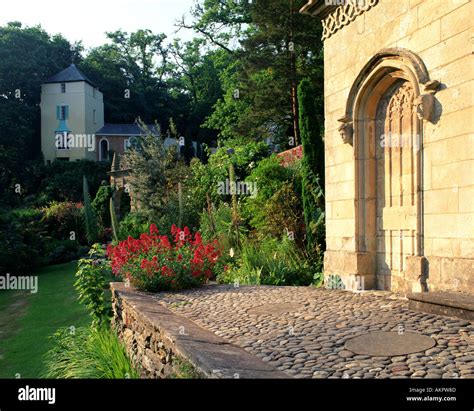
<box><xmin>0</xmin><ymin>261</ymin><xmax>90</xmax><ymax>378</ymax></box>
<box><xmin>169</xmin><ymin>357</ymin><xmax>203</xmax><ymax>379</ymax></box>
<box><xmin>42</xmin><ymin>325</ymin><xmax>139</xmax><ymax>379</ymax></box>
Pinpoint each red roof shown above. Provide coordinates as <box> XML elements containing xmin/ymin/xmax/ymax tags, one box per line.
<box><xmin>276</xmin><ymin>145</ymin><xmax>303</xmax><ymax>167</ymax></box>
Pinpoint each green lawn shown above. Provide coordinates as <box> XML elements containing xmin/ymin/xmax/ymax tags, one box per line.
<box><xmin>0</xmin><ymin>261</ymin><xmax>90</xmax><ymax>378</ymax></box>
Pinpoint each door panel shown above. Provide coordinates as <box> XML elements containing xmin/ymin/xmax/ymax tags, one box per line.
<box><xmin>375</xmin><ymin>80</ymin><xmax>417</xmax><ymax>289</ymax></box>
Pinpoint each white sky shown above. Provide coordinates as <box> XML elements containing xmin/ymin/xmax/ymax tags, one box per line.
<box><xmin>0</xmin><ymin>0</ymin><xmax>197</xmax><ymax>51</ymax></box>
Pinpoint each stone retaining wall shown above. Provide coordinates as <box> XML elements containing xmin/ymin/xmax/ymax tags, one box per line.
<box><xmin>112</xmin><ymin>283</ymin><xmax>186</xmax><ymax>378</ymax></box>
<box><xmin>111</xmin><ymin>282</ymin><xmax>287</xmax><ymax>379</ymax></box>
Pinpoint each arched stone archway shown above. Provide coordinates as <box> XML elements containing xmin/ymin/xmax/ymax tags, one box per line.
<box><xmin>340</xmin><ymin>48</ymin><xmax>440</xmax><ymax>292</ymax></box>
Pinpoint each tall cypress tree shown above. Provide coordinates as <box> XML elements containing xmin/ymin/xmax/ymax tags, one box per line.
<box><xmin>298</xmin><ymin>78</ymin><xmax>325</xmax><ymax>251</ymax></box>
<box><xmin>83</xmin><ymin>176</ymin><xmax>99</xmax><ymax>245</ymax></box>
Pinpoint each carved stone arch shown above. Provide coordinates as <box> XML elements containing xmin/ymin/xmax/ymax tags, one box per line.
<box><xmin>345</xmin><ymin>48</ymin><xmax>440</xmax><ymax>291</ymax></box>
<box><xmin>338</xmin><ymin>48</ymin><xmax>440</xmax><ymax>145</ymax></box>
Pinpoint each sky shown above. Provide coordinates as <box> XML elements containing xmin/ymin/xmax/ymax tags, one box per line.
<box><xmin>0</xmin><ymin>0</ymin><xmax>197</xmax><ymax>50</ymax></box>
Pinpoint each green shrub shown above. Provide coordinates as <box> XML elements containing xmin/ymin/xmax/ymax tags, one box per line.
<box><xmin>0</xmin><ymin>206</ymin><xmax>89</xmax><ymax>274</ymax></box>
<box><xmin>39</xmin><ymin>160</ymin><xmax>110</xmax><ymax>204</ymax></box>
<box><xmin>0</xmin><ymin>208</ymin><xmax>45</xmax><ymax>275</ymax></box>
<box><xmin>41</xmin><ymin>201</ymin><xmax>84</xmax><ymax>243</ymax></box>
<box><xmin>92</xmin><ymin>184</ymin><xmax>114</xmax><ymax>227</ymax></box>
<box><xmin>217</xmin><ymin>237</ymin><xmax>318</xmax><ymax>286</ymax></box>
<box><xmin>74</xmin><ymin>244</ymin><xmax>112</xmax><ymax>327</ymax></box>
<box><xmin>44</xmin><ymin>239</ymin><xmax>87</xmax><ymax>265</ymax></box>
<box><xmin>298</xmin><ymin>78</ymin><xmax>325</xmax><ymax>252</ymax></box>
<box><xmin>44</xmin><ymin>244</ymin><xmax>136</xmax><ymax>379</ymax></box>
<box><xmin>187</xmin><ymin>140</ymin><xmax>270</xmax><ymax>211</ymax></box>
<box><xmin>199</xmin><ymin>202</ymin><xmax>247</xmax><ymax>257</ymax></box>
<box><xmin>242</xmin><ymin>155</ymin><xmax>293</xmax><ymax>233</ymax></box>
<box><xmin>118</xmin><ymin>212</ymin><xmax>150</xmax><ymax>240</ymax></box>
<box><xmin>260</xmin><ymin>181</ymin><xmax>306</xmax><ymax>248</ymax></box>
<box><xmin>42</xmin><ymin>325</ymin><xmax>139</xmax><ymax>379</ymax></box>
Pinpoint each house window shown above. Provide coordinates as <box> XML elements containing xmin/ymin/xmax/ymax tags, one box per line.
<box><xmin>59</xmin><ymin>105</ymin><xmax>68</xmax><ymax>120</ymax></box>
<box><xmin>93</xmin><ymin>109</ymin><xmax>96</xmax><ymax>124</ymax></box>
<box><xmin>99</xmin><ymin>138</ymin><xmax>109</xmax><ymax>161</ymax></box>
<box><xmin>124</xmin><ymin>136</ymin><xmax>137</xmax><ymax>151</ymax></box>
<box><xmin>61</xmin><ymin>83</ymin><xmax>66</xmax><ymax>93</ymax></box>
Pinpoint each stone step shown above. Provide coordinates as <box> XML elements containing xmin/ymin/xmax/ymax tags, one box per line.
<box><xmin>407</xmin><ymin>291</ymin><xmax>474</xmax><ymax>321</ymax></box>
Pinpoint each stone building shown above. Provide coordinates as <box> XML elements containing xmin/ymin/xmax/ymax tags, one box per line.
<box><xmin>301</xmin><ymin>0</ymin><xmax>473</xmax><ymax>295</ymax></box>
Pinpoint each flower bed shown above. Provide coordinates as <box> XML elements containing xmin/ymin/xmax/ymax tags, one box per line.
<box><xmin>107</xmin><ymin>224</ymin><xmax>221</xmax><ymax>292</ymax></box>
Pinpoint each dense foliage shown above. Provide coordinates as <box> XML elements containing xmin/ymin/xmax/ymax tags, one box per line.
<box><xmin>43</xmin><ymin>325</ymin><xmax>138</xmax><ymax>379</ymax></box>
<box><xmin>298</xmin><ymin>78</ymin><xmax>325</xmax><ymax>251</ymax></box>
<box><xmin>74</xmin><ymin>244</ymin><xmax>112</xmax><ymax>327</ymax></box>
<box><xmin>0</xmin><ymin>204</ymin><xmax>88</xmax><ymax>275</ymax></box>
<box><xmin>1</xmin><ymin>1</ymin><xmax>326</xmax><ymax>287</ymax></box>
<box><xmin>83</xmin><ymin>176</ymin><xmax>99</xmax><ymax>245</ymax></box>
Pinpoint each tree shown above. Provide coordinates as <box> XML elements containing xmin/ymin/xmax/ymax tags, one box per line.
<box><xmin>92</xmin><ymin>183</ymin><xmax>114</xmax><ymax>227</ymax></box>
<box><xmin>298</xmin><ymin>78</ymin><xmax>325</xmax><ymax>251</ymax></box>
<box><xmin>0</xmin><ymin>22</ymin><xmax>80</xmax><ymax>207</ymax></box>
<box><xmin>168</xmin><ymin>39</ymin><xmax>227</xmax><ymax>159</ymax></box>
<box><xmin>83</xmin><ymin>176</ymin><xmax>99</xmax><ymax>245</ymax></box>
<box><xmin>175</xmin><ymin>0</ymin><xmax>252</xmax><ymax>53</ymax></box>
<box><xmin>80</xmin><ymin>29</ymin><xmax>172</xmax><ymax>127</ymax></box>
<box><xmin>194</xmin><ymin>0</ymin><xmax>324</xmax><ymax>146</ymax></box>
<box><xmin>0</xmin><ymin>22</ymin><xmax>80</xmax><ymax>158</ymax></box>
<box><xmin>109</xmin><ymin>197</ymin><xmax>119</xmax><ymax>243</ymax></box>
<box><xmin>238</xmin><ymin>0</ymin><xmax>323</xmax><ymax>145</ymax></box>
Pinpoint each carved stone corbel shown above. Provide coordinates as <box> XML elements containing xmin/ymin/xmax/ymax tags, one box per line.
<box><xmin>415</xmin><ymin>80</ymin><xmax>440</xmax><ymax>122</ymax></box>
<box><xmin>414</xmin><ymin>94</ymin><xmax>435</xmax><ymax>121</ymax></box>
<box><xmin>338</xmin><ymin>115</ymin><xmax>353</xmax><ymax>145</ymax></box>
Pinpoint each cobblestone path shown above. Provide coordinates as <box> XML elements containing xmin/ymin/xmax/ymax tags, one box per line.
<box><xmin>153</xmin><ymin>285</ymin><xmax>473</xmax><ymax>379</ymax></box>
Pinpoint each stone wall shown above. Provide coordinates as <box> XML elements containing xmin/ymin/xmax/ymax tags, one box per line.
<box><xmin>112</xmin><ymin>284</ymin><xmax>186</xmax><ymax>378</ymax></box>
<box><xmin>308</xmin><ymin>0</ymin><xmax>473</xmax><ymax>294</ymax></box>
<box><xmin>111</xmin><ymin>282</ymin><xmax>287</xmax><ymax>379</ymax></box>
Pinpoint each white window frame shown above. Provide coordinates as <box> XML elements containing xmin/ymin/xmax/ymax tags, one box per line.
<box><xmin>99</xmin><ymin>138</ymin><xmax>109</xmax><ymax>161</ymax></box>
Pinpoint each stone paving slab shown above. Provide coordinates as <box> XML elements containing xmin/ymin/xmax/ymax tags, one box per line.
<box><xmin>407</xmin><ymin>292</ymin><xmax>474</xmax><ymax>321</ymax></box>
<box><xmin>152</xmin><ymin>285</ymin><xmax>474</xmax><ymax>379</ymax></box>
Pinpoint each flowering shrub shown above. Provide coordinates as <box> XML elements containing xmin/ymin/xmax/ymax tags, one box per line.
<box><xmin>41</xmin><ymin>201</ymin><xmax>84</xmax><ymax>241</ymax></box>
<box><xmin>107</xmin><ymin>224</ymin><xmax>221</xmax><ymax>291</ymax></box>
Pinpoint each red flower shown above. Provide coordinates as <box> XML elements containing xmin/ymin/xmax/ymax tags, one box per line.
<box><xmin>106</xmin><ymin>224</ymin><xmax>222</xmax><ymax>291</ymax></box>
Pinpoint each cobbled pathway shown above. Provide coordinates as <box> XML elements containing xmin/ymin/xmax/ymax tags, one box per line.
<box><xmin>153</xmin><ymin>285</ymin><xmax>474</xmax><ymax>379</ymax></box>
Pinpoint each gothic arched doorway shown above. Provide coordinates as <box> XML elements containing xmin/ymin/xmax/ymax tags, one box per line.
<box><xmin>341</xmin><ymin>49</ymin><xmax>439</xmax><ymax>292</ymax></box>
<box><xmin>374</xmin><ymin>78</ymin><xmax>419</xmax><ymax>290</ymax></box>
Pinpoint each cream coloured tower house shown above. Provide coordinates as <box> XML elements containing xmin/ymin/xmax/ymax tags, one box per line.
<box><xmin>41</xmin><ymin>64</ymin><xmax>104</xmax><ymax>162</ymax></box>
<box><xmin>301</xmin><ymin>0</ymin><xmax>473</xmax><ymax>296</ymax></box>
<box><xmin>41</xmin><ymin>64</ymin><xmax>170</xmax><ymax>163</ymax></box>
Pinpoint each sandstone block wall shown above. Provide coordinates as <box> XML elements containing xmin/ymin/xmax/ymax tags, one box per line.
<box><xmin>320</xmin><ymin>0</ymin><xmax>473</xmax><ymax>293</ymax></box>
